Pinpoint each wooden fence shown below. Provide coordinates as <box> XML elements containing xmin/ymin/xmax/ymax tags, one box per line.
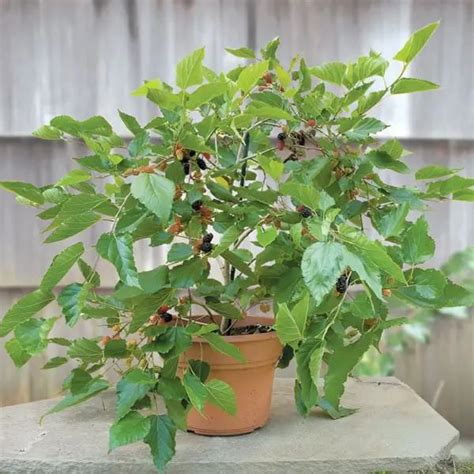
<box><xmin>0</xmin><ymin>0</ymin><xmax>472</xmax><ymax>436</ymax></box>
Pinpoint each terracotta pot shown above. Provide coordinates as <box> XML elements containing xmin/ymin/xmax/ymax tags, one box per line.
<box><xmin>178</xmin><ymin>316</ymin><xmax>282</xmax><ymax>436</ymax></box>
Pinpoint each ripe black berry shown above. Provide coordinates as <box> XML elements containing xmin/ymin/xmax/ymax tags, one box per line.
<box><xmin>200</xmin><ymin>241</ymin><xmax>213</xmax><ymax>253</ymax></box>
<box><xmin>188</xmin><ymin>150</ymin><xmax>196</xmax><ymax>157</ymax></box>
<box><xmin>298</xmin><ymin>206</ymin><xmax>313</xmax><ymax>218</ymax></box>
<box><xmin>202</xmin><ymin>233</ymin><xmax>214</xmax><ymax>243</ymax></box>
<box><xmin>277</xmin><ymin>132</ymin><xmax>287</xmax><ymax>141</ymax></box>
<box><xmin>161</xmin><ymin>312</ymin><xmax>173</xmax><ymax>323</ymax></box>
<box><xmin>196</xmin><ymin>157</ymin><xmax>207</xmax><ymax>170</ymax></box>
<box><xmin>183</xmin><ymin>161</ymin><xmax>190</xmax><ymax>175</ymax></box>
<box><xmin>335</xmin><ymin>275</ymin><xmax>349</xmax><ymax>294</ymax></box>
<box><xmin>285</xmin><ymin>153</ymin><xmax>298</xmax><ymax>162</ymax></box>
<box><xmin>191</xmin><ymin>200</ymin><xmax>203</xmax><ymax>211</ymax></box>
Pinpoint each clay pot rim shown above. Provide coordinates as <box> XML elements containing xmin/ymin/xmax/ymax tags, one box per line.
<box><xmin>188</xmin><ymin>314</ymin><xmax>276</xmax><ymax>343</ymax></box>
<box><xmin>192</xmin><ymin>329</ymin><xmax>277</xmax><ymax>344</ymax></box>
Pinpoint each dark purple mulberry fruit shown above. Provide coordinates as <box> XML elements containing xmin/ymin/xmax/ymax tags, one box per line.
<box><xmin>200</xmin><ymin>241</ymin><xmax>213</xmax><ymax>253</ymax></box>
<box><xmin>191</xmin><ymin>200</ymin><xmax>203</xmax><ymax>211</ymax></box>
<box><xmin>196</xmin><ymin>157</ymin><xmax>207</xmax><ymax>170</ymax></box>
<box><xmin>336</xmin><ymin>275</ymin><xmax>349</xmax><ymax>294</ymax></box>
<box><xmin>202</xmin><ymin>233</ymin><xmax>214</xmax><ymax>243</ymax></box>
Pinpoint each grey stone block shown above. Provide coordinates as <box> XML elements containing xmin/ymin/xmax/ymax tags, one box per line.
<box><xmin>0</xmin><ymin>377</ymin><xmax>459</xmax><ymax>473</ymax></box>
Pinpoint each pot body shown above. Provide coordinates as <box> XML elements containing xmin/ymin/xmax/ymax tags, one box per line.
<box><xmin>178</xmin><ymin>316</ymin><xmax>282</xmax><ymax>436</ymax></box>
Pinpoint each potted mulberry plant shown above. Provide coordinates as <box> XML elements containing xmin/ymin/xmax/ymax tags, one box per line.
<box><xmin>1</xmin><ymin>21</ymin><xmax>472</xmax><ymax>471</ymax></box>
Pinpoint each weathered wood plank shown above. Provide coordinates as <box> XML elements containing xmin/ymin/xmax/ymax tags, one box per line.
<box><xmin>395</xmin><ymin>315</ymin><xmax>474</xmax><ymax>437</ymax></box>
<box><xmin>0</xmin><ymin>137</ymin><xmax>166</xmax><ymax>287</ymax></box>
<box><xmin>0</xmin><ymin>0</ymin><xmax>472</xmax><ymax>138</ymax></box>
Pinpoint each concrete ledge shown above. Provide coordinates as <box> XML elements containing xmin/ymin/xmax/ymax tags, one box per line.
<box><xmin>0</xmin><ymin>377</ymin><xmax>459</xmax><ymax>473</ymax></box>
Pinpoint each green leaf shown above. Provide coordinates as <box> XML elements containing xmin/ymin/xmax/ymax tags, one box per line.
<box><xmin>42</xmin><ymin>356</ymin><xmax>68</xmax><ymax>369</ymax></box>
<box><xmin>205</xmin><ymin>379</ymin><xmax>236</xmax><ymax>415</ymax></box>
<box><xmin>0</xmin><ymin>289</ymin><xmax>54</xmax><ymax>337</ymax></box>
<box><xmin>343</xmin><ymin>251</ymin><xmax>382</xmax><ymax>299</ymax></box>
<box><xmin>44</xmin><ymin>212</ymin><xmax>100</xmax><ymax>243</ymax></box>
<box><xmin>104</xmin><ymin>339</ymin><xmax>129</xmax><ymax>359</ymax></box>
<box><xmin>379</xmin><ymin>139</ymin><xmax>407</xmax><ymax>159</ymax></box>
<box><xmin>78</xmin><ymin>259</ymin><xmax>101</xmax><ymax>287</ymax></box>
<box><xmin>280</xmin><ymin>182</ymin><xmax>319</xmax><ymax>209</ymax></box>
<box><xmin>340</xmin><ymin>226</ymin><xmax>406</xmax><ymax>284</ymax></box>
<box><xmin>324</xmin><ymin>331</ymin><xmax>377</xmax><ymax>409</ymax></box>
<box><xmin>257</xmin><ymin>225</ymin><xmax>278</xmax><ymax>247</ymax></box>
<box><xmin>57</xmin><ymin>194</ymin><xmax>109</xmax><ymax>220</ymax></box>
<box><xmin>401</xmin><ymin>217</ymin><xmax>435</xmax><ymax>264</ymax></box>
<box><xmin>367</xmin><ymin>150</ymin><xmax>409</xmax><ymax>174</ymax></box>
<box><xmin>311</xmin><ymin>62</ymin><xmax>346</xmax><ymax>86</ymax></box>
<box><xmin>246</xmin><ymin>104</ymin><xmax>294</xmax><ymax>121</ymax></box>
<box><xmin>169</xmin><ymin>258</ymin><xmax>206</xmax><ymax>288</ymax></box>
<box><xmin>357</xmin><ymin>90</ymin><xmax>386</xmax><ymax>115</ymax></box>
<box><xmin>257</xmin><ymin>155</ymin><xmax>284</xmax><ymax>180</ymax></box>
<box><xmin>118</xmin><ymin>110</ymin><xmax>142</xmax><ymax>135</ymax></box>
<box><xmin>237</xmin><ymin>60</ymin><xmax>269</xmax><ymax>93</ymax></box>
<box><xmin>188</xmin><ymin>360</ymin><xmax>210</xmax><ymax>383</ymax></box>
<box><xmin>415</xmin><ymin>165</ymin><xmax>460</xmax><ymax>180</ymax></box>
<box><xmin>393</xmin><ymin>21</ymin><xmax>440</xmax><ymax>64</ymax></box>
<box><xmin>130</xmin><ymin>173</ymin><xmax>175</xmax><ymax>224</ymax></box>
<box><xmin>371</xmin><ymin>204</ymin><xmax>409</xmax><ymax>239</ymax></box>
<box><xmin>344</xmin><ymin>53</ymin><xmax>388</xmax><ymax>88</ymax></box>
<box><xmin>143</xmin><ymin>327</ymin><xmax>192</xmax><ymax>358</ymax></box>
<box><xmin>68</xmin><ymin>338</ymin><xmax>103</xmax><ymax>364</ymax></box>
<box><xmin>179</xmin><ymin>132</ymin><xmax>214</xmax><ymax>154</ymax></box>
<box><xmin>427</xmin><ymin>176</ymin><xmax>474</xmax><ymax>196</ymax></box>
<box><xmin>33</xmin><ymin>125</ymin><xmax>63</xmax><ymax>140</ymax></box>
<box><xmin>56</xmin><ymin>169</ymin><xmax>92</xmax><ymax>187</ymax></box>
<box><xmin>176</xmin><ymin>47</ymin><xmax>205</xmax><ymax>89</ymax></box>
<box><xmin>145</xmin><ymin>415</ymin><xmax>176</xmax><ymax>471</ymax></box>
<box><xmin>221</xmin><ymin>250</ymin><xmax>255</xmax><ymax>279</ymax></box>
<box><xmin>129</xmin><ymin>289</ymin><xmax>173</xmax><ymax>332</ymax></box>
<box><xmin>295</xmin><ymin>338</ymin><xmax>325</xmax><ymax>415</ymax></box>
<box><xmin>5</xmin><ymin>338</ymin><xmax>31</xmax><ymax>367</ymax></box>
<box><xmin>275</xmin><ymin>293</ymin><xmax>309</xmax><ymax>348</ymax></box>
<box><xmin>96</xmin><ymin>233</ymin><xmax>141</xmax><ymax>288</ymax></box>
<box><xmin>128</xmin><ymin>131</ymin><xmax>151</xmax><ymax>157</ymax></box>
<box><xmin>0</xmin><ymin>181</ymin><xmax>45</xmax><ymax>205</ymax></box>
<box><xmin>14</xmin><ymin>318</ymin><xmax>56</xmax><ymax>355</ymax></box>
<box><xmin>40</xmin><ymin>243</ymin><xmax>85</xmax><ymax>291</ymax></box>
<box><xmin>183</xmin><ymin>372</ymin><xmax>208</xmax><ymax>414</ymax></box>
<box><xmin>207</xmin><ymin>181</ymin><xmax>238</xmax><ymax>203</ymax></box>
<box><xmin>109</xmin><ymin>411</ymin><xmax>151</xmax><ymax>452</ymax></box>
<box><xmin>211</xmin><ymin>225</ymin><xmax>240</xmax><ymax>257</ymax></box>
<box><xmin>391</xmin><ymin>77</ymin><xmax>439</xmax><ymax>94</ymax></box>
<box><xmin>186</xmin><ymin>82</ymin><xmax>227</xmax><ymax>109</ymax></box>
<box><xmin>58</xmin><ymin>283</ymin><xmax>89</xmax><ymax>327</ymax></box>
<box><xmin>167</xmin><ymin>243</ymin><xmax>193</xmax><ymax>263</ymax></box>
<box><xmin>80</xmin><ymin>116</ymin><xmax>114</xmax><ymax>136</ymax></box>
<box><xmin>345</xmin><ymin>117</ymin><xmax>387</xmax><ymax>141</ymax></box>
<box><xmin>261</xmin><ymin>37</ymin><xmax>280</xmax><ymax>60</ymax></box>
<box><xmin>70</xmin><ymin>368</ymin><xmax>93</xmax><ymax>394</ymax></box>
<box><xmin>116</xmin><ymin>369</ymin><xmax>156</xmax><ymax>420</ymax></box>
<box><xmin>394</xmin><ymin>268</ymin><xmax>447</xmax><ymax>308</ymax></box>
<box><xmin>47</xmin><ymin>378</ymin><xmax>109</xmax><ymax>416</ymax></box>
<box><xmin>301</xmin><ymin>242</ymin><xmax>347</xmax><ymax>306</ymax></box>
<box><xmin>206</xmin><ymin>302</ymin><xmax>242</xmax><ymax>319</ymax></box>
<box><xmin>201</xmin><ymin>333</ymin><xmax>245</xmax><ymax>362</ymax></box>
<box><xmin>225</xmin><ymin>47</ymin><xmax>255</xmax><ymax>59</ymax></box>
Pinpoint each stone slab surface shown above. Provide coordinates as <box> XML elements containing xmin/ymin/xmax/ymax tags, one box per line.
<box><xmin>0</xmin><ymin>377</ymin><xmax>459</xmax><ymax>473</ymax></box>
